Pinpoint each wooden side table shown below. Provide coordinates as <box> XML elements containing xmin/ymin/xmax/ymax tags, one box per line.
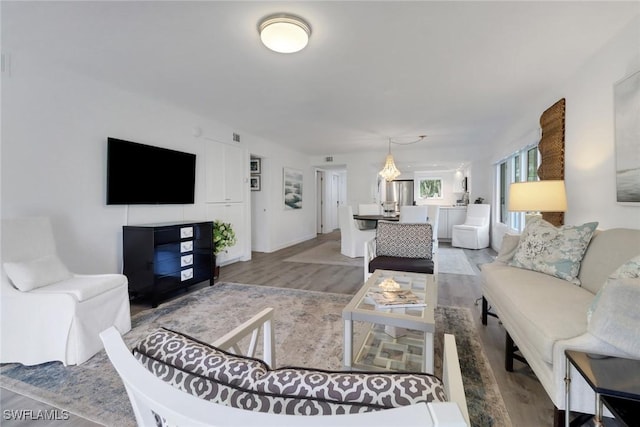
<box><xmin>564</xmin><ymin>350</ymin><xmax>640</xmax><ymax>427</ymax></box>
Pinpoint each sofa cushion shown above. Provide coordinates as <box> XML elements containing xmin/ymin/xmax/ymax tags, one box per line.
<box><xmin>509</xmin><ymin>218</ymin><xmax>598</xmax><ymax>285</ymax></box>
<box><xmin>3</xmin><ymin>255</ymin><xmax>72</xmax><ymax>291</ymax></box>
<box><xmin>578</xmin><ymin>228</ymin><xmax>640</xmax><ymax>294</ymax></box>
<box><xmin>368</xmin><ymin>256</ymin><xmax>434</xmax><ymax>274</ymax></box>
<box><xmin>375</xmin><ymin>222</ymin><xmax>432</xmax><ymax>259</ymax></box>
<box><xmin>134</xmin><ymin>328</ymin><xmax>447</xmax><ymax>415</ymax></box>
<box><xmin>482</xmin><ymin>262</ymin><xmax>594</xmax><ymax>364</ymax></box>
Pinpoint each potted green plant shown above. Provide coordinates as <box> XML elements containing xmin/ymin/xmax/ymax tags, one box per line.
<box><xmin>213</xmin><ymin>220</ymin><xmax>237</xmax><ymax>279</ymax></box>
<box><xmin>213</xmin><ymin>220</ymin><xmax>237</xmax><ymax>255</ymax></box>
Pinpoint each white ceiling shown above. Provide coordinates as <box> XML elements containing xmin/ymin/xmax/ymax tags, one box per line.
<box><xmin>3</xmin><ymin>1</ymin><xmax>639</xmax><ymax>168</ymax></box>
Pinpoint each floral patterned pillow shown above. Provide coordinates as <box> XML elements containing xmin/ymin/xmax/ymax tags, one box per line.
<box><xmin>509</xmin><ymin>218</ymin><xmax>598</xmax><ymax>284</ymax></box>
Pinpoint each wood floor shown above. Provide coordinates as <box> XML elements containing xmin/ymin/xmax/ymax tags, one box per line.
<box><xmin>0</xmin><ymin>232</ymin><xmax>576</xmax><ymax>426</ymax></box>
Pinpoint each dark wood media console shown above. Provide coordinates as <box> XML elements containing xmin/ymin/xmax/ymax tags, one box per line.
<box><xmin>123</xmin><ymin>221</ymin><xmax>214</xmax><ymax>307</ymax></box>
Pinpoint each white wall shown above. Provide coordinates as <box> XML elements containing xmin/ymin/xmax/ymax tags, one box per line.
<box><xmin>1</xmin><ymin>54</ymin><xmax>315</xmax><ymax>272</ymax></box>
<box><xmin>489</xmin><ymin>16</ymin><xmax>640</xmax><ymax>249</ymax></box>
<box><xmin>245</xmin><ymin>138</ymin><xmax>316</xmax><ymax>252</ymax></box>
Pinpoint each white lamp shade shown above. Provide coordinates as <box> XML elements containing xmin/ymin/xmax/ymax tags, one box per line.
<box><xmin>509</xmin><ymin>180</ymin><xmax>567</xmax><ymax>212</ymax></box>
<box><xmin>259</xmin><ymin>15</ymin><xmax>311</xmax><ymax>53</ymax></box>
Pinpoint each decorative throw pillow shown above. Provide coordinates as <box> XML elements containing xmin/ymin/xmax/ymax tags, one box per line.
<box><xmin>587</xmin><ymin>276</ymin><xmax>640</xmax><ymax>358</ymax></box>
<box><xmin>587</xmin><ymin>255</ymin><xmax>640</xmax><ymax>323</ymax></box>
<box><xmin>509</xmin><ymin>218</ymin><xmax>598</xmax><ymax>284</ymax></box>
<box><xmin>375</xmin><ymin>222</ymin><xmax>432</xmax><ymax>259</ymax></box>
<box><xmin>3</xmin><ymin>255</ymin><xmax>72</xmax><ymax>291</ymax></box>
<box><xmin>495</xmin><ymin>233</ymin><xmax>520</xmax><ymax>263</ymax></box>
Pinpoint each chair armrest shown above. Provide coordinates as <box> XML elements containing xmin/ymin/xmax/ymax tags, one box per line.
<box><xmin>364</xmin><ymin>238</ymin><xmax>376</xmax><ymax>281</ymax></box>
<box><xmin>212</xmin><ymin>307</ymin><xmax>276</xmax><ymax>368</ymax></box>
<box><xmin>442</xmin><ymin>334</ymin><xmax>470</xmax><ymax>426</ymax></box>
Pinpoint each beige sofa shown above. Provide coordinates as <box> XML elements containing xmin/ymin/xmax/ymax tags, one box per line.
<box><xmin>481</xmin><ymin>227</ymin><xmax>640</xmax><ymax>424</ymax></box>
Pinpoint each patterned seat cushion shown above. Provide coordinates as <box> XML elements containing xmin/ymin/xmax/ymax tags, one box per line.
<box><xmin>133</xmin><ymin>328</ymin><xmax>447</xmax><ymax>416</ymax></box>
<box><xmin>375</xmin><ymin>222</ymin><xmax>433</xmax><ymax>259</ymax></box>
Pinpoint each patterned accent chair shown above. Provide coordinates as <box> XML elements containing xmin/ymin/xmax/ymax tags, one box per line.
<box><xmin>101</xmin><ymin>308</ymin><xmax>470</xmax><ymax>426</ymax></box>
<box><xmin>364</xmin><ymin>222</ymin><xmax>435</xmax><ymax>281</ymax></box>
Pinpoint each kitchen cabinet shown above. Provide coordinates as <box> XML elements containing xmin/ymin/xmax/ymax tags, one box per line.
<box><xmin>438</xmin><ymin>207</ymin><xmax>467</xmax><ymax>240</ymax></box>
<box><xmin>205</xmin><ymin>141</ymin><xmax>244</xmax><ymax>203</ymax></box>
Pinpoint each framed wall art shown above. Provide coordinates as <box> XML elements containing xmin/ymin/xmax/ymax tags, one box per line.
<box><xmin>250</xmin><ymin>158</ymin><xmax>261</xmax><ymax>174</ymax></box>
<box><xmin>283</xmin><ymin>168</ymin><xmax>303</xmax><ymax>209</ymax></box>
<box><xmin>614</xmin><ymin>70</ymin><xmax>640</xmax><ymax>204</ymax></box>
<box><xmin>250</xmin><ymin>175</ymin><xmax>261</xmax><ymax>191</ymax></box>
<box><xmin>418</xmin><ymin>178</ymin><xmax>443</xmax><ymax>199</ymax></box>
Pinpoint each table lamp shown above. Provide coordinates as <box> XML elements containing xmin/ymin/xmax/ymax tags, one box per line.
<box><xmin>508</xmin><ymin>180</ymin><xmax>567</xmax><ymax>225</ymax></box>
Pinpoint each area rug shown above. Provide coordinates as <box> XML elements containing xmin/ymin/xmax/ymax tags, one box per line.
<box><xmin>438</xmin><ymin>247</ymin><xmax>477</xmax><ymax>276</ymax></box>
<box><xmin>0</xmin><ymin>283</ymin><xmax>509</xmax><ymax>426</ymax></box>
<box><xmin>283</xmin><ymin>240</ymin><xmax>363</xmax><ymax>267</ymax></box>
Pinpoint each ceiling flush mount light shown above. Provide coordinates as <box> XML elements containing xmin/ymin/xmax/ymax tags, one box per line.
<box><xmin>259</xmin><ymin>14</ymin><xmax>311</xmax><ymax>53</ymax></box>
<box><xmin>378</xmin><ymin>135</ymin><xmax>426</xmax><ymax>182</ymax></box>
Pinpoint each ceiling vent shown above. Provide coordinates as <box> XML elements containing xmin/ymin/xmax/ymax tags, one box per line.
<box><xmin>233</xmin><ymin>133</ymin><xmax>240</xmax><ymax>142</ymax></box>
<box><xmin>325</xmin><ymin>156</ymin><xmax>333</xmax><ymax>162</ymax></box>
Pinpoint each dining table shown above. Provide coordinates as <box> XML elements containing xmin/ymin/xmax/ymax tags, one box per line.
<box><xmin>353</xmin><ymin>214</ymin><xmax>399</xmax><ymax>230</ymax></box>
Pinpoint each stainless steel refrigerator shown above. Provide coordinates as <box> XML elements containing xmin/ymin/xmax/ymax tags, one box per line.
<box><xmin>385</xmin><ymin>180</ymin><xmax>414</xmax><ymax>212</ymax></box>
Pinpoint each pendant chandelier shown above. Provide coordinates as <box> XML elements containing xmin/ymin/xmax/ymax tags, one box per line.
<box><xmin>379</xmin><ymin>138</ymin><xmax>401</xmax><ymax>181</ymax></box>
<box><xmin>378</xmin><ymin>135</ymin><xmax>426</xmax><ymax>182</ymax></box>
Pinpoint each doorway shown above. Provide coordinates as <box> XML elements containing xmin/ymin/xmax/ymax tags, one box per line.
<box><xmin>315</xmin><ymin>167</ymin><xmax>347</xmax><ymax>234</ymax></box>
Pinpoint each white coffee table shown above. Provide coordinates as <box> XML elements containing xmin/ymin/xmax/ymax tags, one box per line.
<box><xmin>343</xmin><ymin>269</ymin><xmax>437</xmax><ymax>374</ymax></box>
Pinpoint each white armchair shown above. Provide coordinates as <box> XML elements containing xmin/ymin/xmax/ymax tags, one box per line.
<box><xmin>451</xmin><ymin>204</ymin><xmax>491</xmax><ymax>249</ymax></box>
<box><xmin>1</xmin><ymin>217</ymin><xmax>131</xmax><ymax>365</ymax></box>
<box><xmin>339</xmin><ymin>206</ymin><xmax>376</xmax><ymax>258</ymax></box>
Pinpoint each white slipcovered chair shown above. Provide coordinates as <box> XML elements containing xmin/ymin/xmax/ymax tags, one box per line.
<box><xmin>1</xmin><ymin>217</ymin><xmax>131</xmax><ymax>365</ymax></box>
<box><xmin>358</xmin><ymin>203</ymin><xmax>381</xmax><ymax>215</ymax></box>
<box><xmin>100</xmin><ymin>308</ymin><xmax>470</xmax><ymax>426</ymax></box>
<box><xmin>427</xmin><ymin>205</ymin><xmax>441</xmax><ymax>250</ymax></box>
<box><xmin>451</xmin><ymin>204</ymin><xmax>491</xmax><ymax>249</ymax></box>
<box><xmin>339</xmin><ymin>206</ymin><xmax>376</xmax><ymax>258</ymax></box>
<box><xmin>357</xmin><ymin>203</ymin><xmax>382</xmax><ymax>229</ymax></box>
<box><xmin>399</xmin><ymin>205</ymin><xmax>429</xmax><ymax>223</ymax></box>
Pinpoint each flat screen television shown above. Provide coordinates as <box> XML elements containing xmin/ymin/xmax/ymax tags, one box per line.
<box><xmin>107</xmin><ymin>137</ymin><xmax>196</xmax><ymax>205</ymax></box>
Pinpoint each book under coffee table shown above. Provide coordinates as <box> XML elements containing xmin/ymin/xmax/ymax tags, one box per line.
<box><xmin>342</xmin><ymin>269</ymin><xmax>437</xmax><ymax>374</ymax></box>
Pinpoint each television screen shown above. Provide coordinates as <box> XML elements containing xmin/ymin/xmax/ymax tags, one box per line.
<box><xmin>107</xmin><ymin>138</ymin><xmax>196</xmax><ymax>205</ymax></box>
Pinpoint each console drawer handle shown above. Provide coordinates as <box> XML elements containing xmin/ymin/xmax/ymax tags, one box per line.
<box><xmin>180</xmin><ymin>241</ymin><xmax>193</xmax><ymax>253</ymax></box>
<box><xmin>180</xmin><ymin>227</ymin><xmax>194</xmax><ymax>238</ymax></box>
<box><xmin>181</xmin><ymin>255</ymin><xmax>193</xmax><ymax>267</ymax></box>
<box><xmin>181</xmin><ymin>268</ymin><xmax>193</xmax><ymax>281</ymax></box>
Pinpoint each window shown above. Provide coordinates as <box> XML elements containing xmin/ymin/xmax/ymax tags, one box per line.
<box><xmin>496</xmin><ymin>145</ymin><xmax>539</xmax><ymax>231</ymax></box>
<box><xmin>418</xmin><ymin>178</ymin><xmax>443</xmax><ymax>199</ymax></box>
